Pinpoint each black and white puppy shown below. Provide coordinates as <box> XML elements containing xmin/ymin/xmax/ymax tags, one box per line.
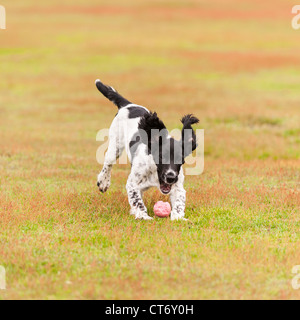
<box><xmin>96</xmin><ymin>79</ymin><xmax>199</xmax><ymax>220</ymax></box>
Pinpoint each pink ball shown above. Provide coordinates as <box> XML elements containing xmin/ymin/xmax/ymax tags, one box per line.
<box><xmin>154</xmin><ymin>201</ymin><xmax>171</xmax><ymax>218</ymax></box>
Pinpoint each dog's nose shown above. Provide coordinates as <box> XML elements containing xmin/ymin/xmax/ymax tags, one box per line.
<box><xmin>165</xmin><ymin>172</ymin><xmax>177</xmax><ymax>184</ymax></box>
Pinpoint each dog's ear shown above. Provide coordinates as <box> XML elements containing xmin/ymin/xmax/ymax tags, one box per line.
<box><xmin>181</xmin><ymin>114</ymin><xmax>199</xmax><ymax>157</ymax></box>
<box><xmin>139</xmin><ymin>112</ymin><xmax>168</xmax><ymax>152</ymax></box>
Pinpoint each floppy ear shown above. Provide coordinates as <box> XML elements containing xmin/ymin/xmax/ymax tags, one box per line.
<box><xmin>181</xmin><ymin>114</ymin><xmax>199</xmax><ymax>157</ymax></box>
<box><xmin>138</xmin><ymin>112</ymin><xmax>168</xmax><ymax>152</ymax></box>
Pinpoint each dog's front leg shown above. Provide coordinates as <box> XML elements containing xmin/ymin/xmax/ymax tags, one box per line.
<box><xmin>169</xmin><ymin>184</ymin><xmax>187</xmax><ymax>221</ymax></box>
<box><xmin>126</xmin><ymin>175</ymin><xmax>152</xmax><ymax>220</ymax></box>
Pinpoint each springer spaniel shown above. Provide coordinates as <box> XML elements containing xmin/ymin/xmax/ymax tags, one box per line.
<box><xmin>96</xmin><ymin>79</ymin><xmax>199</xmax><ymax>220</ymax></box>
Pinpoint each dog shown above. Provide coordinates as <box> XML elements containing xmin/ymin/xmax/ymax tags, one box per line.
<box><xmin>96</xmin><ymin>79</ymin><xmax>199</xmax><ymax>220</ymax></box>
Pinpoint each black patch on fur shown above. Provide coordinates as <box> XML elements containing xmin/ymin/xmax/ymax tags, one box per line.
<box><xmin>181</xmin><ymin>114</ymin><xmax>199</xmax><ymax>157</ymax></box>
<box><xmin>130</xmin><ymin>190</ymin><xmax>145</xmax><ymax>211</ymax></box>
<box><xmin>96</xmin><ymin>80</ymin><xmax>131</xmax><ymax>109</ymax></box>
<box><xmin>129</xmin><ymin>132</ymin><xmax>142</xmax><ymax>160</ymax></box>
<box><xmin>138</xmin><ymin>112</ymin><xmax>168</xmax><ymax>153</ymax></box>
<box><xmin>155</xmin><ymin>137</ymin><xmax>183</xmax><ymax>185</ymax></box>
<box><xmin>128</xmin><ymin>107</ymin><xmax>148</xmax><ymax>119</ymax></box>
<box><xmin>138</xmin><ymin>111</ymin><xmax>166</xmax><ymax>134</ymax></box>
<box><xmin>138</xmin><ymin>111</ymin><xmax>199</xmax><ymax>190</ymax></box>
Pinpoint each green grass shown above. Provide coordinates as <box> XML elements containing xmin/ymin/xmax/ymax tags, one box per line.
<box><xmin>0</xmin><ymin>0</ymin><xmax>300</xmax><ymax>299</ymax></box>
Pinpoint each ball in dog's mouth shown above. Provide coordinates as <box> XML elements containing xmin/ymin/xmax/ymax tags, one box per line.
<box><xmin>160</xmin><ymin>183</ymin><xmax>172</xmax><ymax>194</ymax></box>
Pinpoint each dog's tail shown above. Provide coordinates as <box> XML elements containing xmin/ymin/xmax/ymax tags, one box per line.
<box><xmin>95</xmin><ymin>79</ymin><xmax>132</xmax><ymax>109</ymax></box>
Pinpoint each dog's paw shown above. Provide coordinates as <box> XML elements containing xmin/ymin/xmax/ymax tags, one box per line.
<box><xmin>136</xmin><ymin>214</ymin><xmax>153</xmax><ymax>221</ymax></box>
<box><xmin>130</xmin><ymin>208</ymin><xmax>153</xmax><ymax>220</ymax></box>
<box><xmin>97</xmin><ymin>172</ymin><xmax>111</xmax><ymax>193</ymax></box>
<box><xmin>170</xmin><ymin>211</ymin><xmax>186</xmax><ymax>221</ymax></box>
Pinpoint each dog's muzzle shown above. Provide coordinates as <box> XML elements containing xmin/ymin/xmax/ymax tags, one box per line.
<box><xmin>160</xmin><ymin>182</ymin><xmax>172</xmax><ymax>194</ymax></box>
<box><xmin>160</xmin><ymin>172</ymin><xmax>178</xmax><ymax>194</ymax></box>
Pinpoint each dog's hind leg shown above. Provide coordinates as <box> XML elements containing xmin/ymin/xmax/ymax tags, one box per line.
<box><xmin>97</xmin><ymin>120</ymin><xmax>125</xmax><ymax>193</ymax></box>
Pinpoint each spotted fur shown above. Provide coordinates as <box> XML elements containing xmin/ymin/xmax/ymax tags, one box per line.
<box><xmin>95</xmin><ymin>80</ymin><xmax>198</xmax><ymax>220</ymax></box>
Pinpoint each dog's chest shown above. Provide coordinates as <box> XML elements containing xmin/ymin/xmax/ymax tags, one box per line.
<box><xmin>131</xmin><ymin>159</ymin><xmax>159</xmax><ymax>189</ymax></box>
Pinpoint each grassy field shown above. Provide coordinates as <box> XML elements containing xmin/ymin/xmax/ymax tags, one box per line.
<box><xmin>0</xmin><ymin>0</ymin><xmax>300</xmax><ymax>299</ymax></box>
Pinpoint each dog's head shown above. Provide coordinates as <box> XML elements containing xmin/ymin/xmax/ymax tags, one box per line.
<box><xmin>138</xmin><ymin>112</ymin><xmax>199</xmax><ymax>194</ymax></box>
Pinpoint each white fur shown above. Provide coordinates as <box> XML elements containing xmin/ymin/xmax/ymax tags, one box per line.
<box><xmin>97</xmin><ymin>105</ymin><xmax>187</xmax><ymax>220</ymax></box>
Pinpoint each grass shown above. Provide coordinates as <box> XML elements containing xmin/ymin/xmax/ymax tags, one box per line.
<box><xmin>0</xmin><ymin>0</ymin><xmax>300</xmax><ymax>299</ymax></box>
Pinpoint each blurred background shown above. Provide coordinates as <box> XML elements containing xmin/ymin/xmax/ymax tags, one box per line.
<box><xmin>0</xmin><ymin>0</ymin><xmax>300</xmax><ymax>300</ymax></box>
<box><xmin>1</xmin><ymin>0</ymin><xmax>299</xmax><ymax>162</ymax></box>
